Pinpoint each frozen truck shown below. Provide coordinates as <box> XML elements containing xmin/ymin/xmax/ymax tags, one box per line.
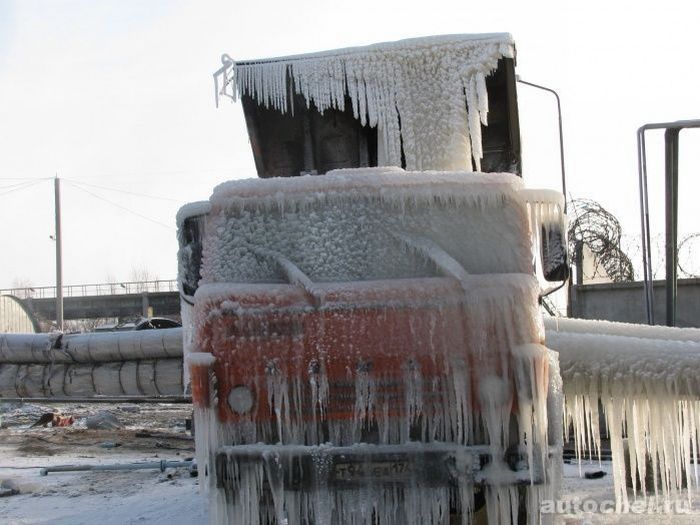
<box><xmin>178</xmin><ymin>34</ymin><xmax>567</xmax><ymax>524</ymax></box>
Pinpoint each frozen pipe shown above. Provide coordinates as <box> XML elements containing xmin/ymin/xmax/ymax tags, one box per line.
<box><xmin>40</xmin><ymin>459</ymin><xmax>194</xmax><ymax>476</ymax></box>
<box><xmin>0</xmin><ymin>329</ymin><xmax>183</xmax><ymax>364</ymax></box>
<box><xmin>0</xmin><ymin>359</ymin><xmax>184</xmax><ymax>398</ymax></box>
<box><xmin>544</xmin><ymin>316</ymin><xmax>700</xmax><ymax>343</ymax></box>
<box><xmin>0</xmin><ymin>396</ymin><xmax>190</xmax><ymax>404</ymax></box>
<box><xmin>546</xmin><ymin>330</ymin><xmax>700</xmax><ymax>398</ymax></box>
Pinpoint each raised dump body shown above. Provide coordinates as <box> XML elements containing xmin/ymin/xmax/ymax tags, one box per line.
<box><xmin>183</xmin><ymin>169</ymin><xmax>563</xmax><ymax>524</ymax></box>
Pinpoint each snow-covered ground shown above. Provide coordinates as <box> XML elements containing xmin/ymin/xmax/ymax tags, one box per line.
<box><xmin>1</xmin><ymin>402</ymin><xmax>207</xmax><ymax>524</ymax></box>
<box><xmin>3</xmin><ymin>402</ymin><xmax>700</xmax><ymax>524</ymax></box>
<box><xmin>559</xmin><ymin>461</ymin><xmax>700</xmax><ymax>524</ymax></box>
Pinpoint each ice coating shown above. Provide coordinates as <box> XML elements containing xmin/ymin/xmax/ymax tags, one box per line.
<box><xmin>216</xmin><ymin>34</ymin><xmax>515</xmax><ymax>171</ymax></box>
<box><xmin>545</xmin><ymin>316</ymin><xmax>700</xmax><ymax>342</ymax></box>
<box><xmin>176</xmin><ymin>201</ymin><xmax>211</xmax><ymax>228</ymax></box>
<box><xmin>177</xmin><ymin>201</ymin><xmax>210</xmax><ymax>392</ymax></box>
<box><xmin>191</xmin><ymin>170</ymin><xmax>561</xmax><ymax>523</ymax></box>
<box><xmin>545</xmin><ymin>322</ymin><xmax>700</xmax><ymax>510</ymax></box>
<box><xmin>194</xmin><ymin>278</ymin><xmax>556</xmax><ymax>524</ymax></box>
<box><xmin>202</xmin><ymin>169</ymin><xmax>533</xmax><ymax>285</ymax></box>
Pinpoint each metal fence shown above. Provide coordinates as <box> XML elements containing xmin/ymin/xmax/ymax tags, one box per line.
<box><xmin>0</xmin><ymin>280</ymin><xmax>178</xmax><ymax>300</ymax></box>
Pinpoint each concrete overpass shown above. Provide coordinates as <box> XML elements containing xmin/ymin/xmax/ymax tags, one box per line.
<box><xmin>0</xmin><ymin>281</ymin><xmax>181</xmax><ymax>323</ymax></box>
<box><xmin>4</xmin><ymin>278</ymin><xmax>699</xmax><ymax>327</ymax></box>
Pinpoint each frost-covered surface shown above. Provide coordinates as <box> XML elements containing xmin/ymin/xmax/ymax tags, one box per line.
<box><xmin>180</xmin><ymin>299</ymin><xmax>195</xmax><ymax>393</ymax></box>
<box><xmin>545</xmin><ymin>316</ymin><xmax>700</xmax><ymax>342</ymax></box>
<box><xmin>177</xmin><ymin>201</ymin><xmax>210</xmax><ymax>392</ymax></box>
<box><xmin>176</xmin><ymin>201</ymin><xmax>211</xmax><ymax>229</ymax></box>
<box><xmin>0</xmin><ymin>330</ymin><xmax>184</xmax><ymax>398</ymax></box>
<box><xmin>202</xmin><ymin>168</ymin><xmax>532</xmax><ymax>286</ymax></box>
<box><xmin>217</xmin><ymin>34</ymin><xmax>514</xmax><ymax>171</ymax></box>
<box><xmin>191</xmin><ymin>170</ymin><xmax>562</xmax><ymax>523</ymax></box>
<box><xmin>0</xmin><ymin>329</ymin><xmax>182</xmax><ymax>364</ymax></box>
<box><xmin>0</xmin><ymin>359</ymin><xmax>183</xmax><ymax>397</ymax></box>
<box><xmin>545</xmin><ymin>320</ymin><xmax>700</xmax><ymax>511</ymax></box>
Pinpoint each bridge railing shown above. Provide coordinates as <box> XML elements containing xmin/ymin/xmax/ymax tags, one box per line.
<box><xmin>0</xmin><ymin>280</ymin><xmax>178</xmax><ymax>300</ymax></box>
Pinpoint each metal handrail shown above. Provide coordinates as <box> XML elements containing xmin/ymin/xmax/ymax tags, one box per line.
<box><xmin>637</xmin><ymin>119</ymin><xmax>700</xmax><ymax>325</ymax></box>
<box><xmin>0</xmin><ymin>279</ymin><xmax>178</xmax><ymax>300</ymax></box>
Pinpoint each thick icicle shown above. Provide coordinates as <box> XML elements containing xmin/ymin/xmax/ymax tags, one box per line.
<box><xmin>215</xmin><ymin>34</ymin><xmax>515</xmax><ymax>172</ymax></box>
<box><xmin>546</xmin><ymin>321</ymin><xmax>700</xmax><ymax>509</ymax></box>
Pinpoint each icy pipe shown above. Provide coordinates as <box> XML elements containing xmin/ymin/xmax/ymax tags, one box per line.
<box><xmin>0</xmin><ymin>359</ymin><xmax>184</xmax><ymax>398</ymax></box>
<box><xmin>544</xmin><ymin>316</ymin><xmax>700</xmax><ymax>343</ymax></box>
<box><xmin>0</xmin><ymin>328</ymin><xmax>183</xmax><ymax>364</ymax></box>
<box><xmin>0</xmin><ymin>396</ymin><xmax>190</xmax><ymax>404</ymax></box>
<box><xmin>544</xmin><ymin>319</ymin><xmax>700</xmax><ymax>505</ymax></box>
<box><xmin>39</xmin><ymin>459</ymin><xmax>194</xmax><ymax>476</ymax></box>
<box><xmin>547</xmin><ymin>330</ymin><xmax>700</xmax><ymax>398</ymax></box>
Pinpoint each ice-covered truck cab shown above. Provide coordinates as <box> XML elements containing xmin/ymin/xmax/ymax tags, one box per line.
<box><xmin>180</xmin><ymin>33</ymin><xmax>567</xmax><ymax>524</ymax></box>
<box><xmin>181</xmin><ymin>169</ymin><xmax>564</xmax><ymax>523</ymax></box>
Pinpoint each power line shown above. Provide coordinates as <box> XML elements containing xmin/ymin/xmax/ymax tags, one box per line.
<box><xmin>0</xmin><ymin>177</ymin><xmax>52</xmax><ymax>181</ymax></box>
<box><xmin>0</xmin><ymin>179</ymin><xmax>50</xmax><ymax>197</ymax></box>
<box><xmin>64</xmin><ymin>180</ymin><xmax>174</xmax><ymax>230</ymax></box>
<box><xmin>65</xmin><ymin>179</ymin><xmax>181</xmax><ymax>203</ymax></box>
<box><xmin>67</xmin><ymin>166</ymin><xmax>232</xmax><ymax>179</ymax></box>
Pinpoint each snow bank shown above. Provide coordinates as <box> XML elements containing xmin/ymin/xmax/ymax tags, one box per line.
<box><xmin>216</xmin><ymin>34</ymin><xmax>515</xmax><ymax>171</ymax></box>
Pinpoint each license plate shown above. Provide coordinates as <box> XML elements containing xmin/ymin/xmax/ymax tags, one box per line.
<box><xmin>333</xmin><ymin>460</ymin><xmax>412</xmax><ymax>481</ymax></box>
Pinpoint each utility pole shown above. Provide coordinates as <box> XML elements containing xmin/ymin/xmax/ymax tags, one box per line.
<box><xmin>54</xmin><ymin>175</ymin><xmax>64</xmax><ymax>331</ymax></box>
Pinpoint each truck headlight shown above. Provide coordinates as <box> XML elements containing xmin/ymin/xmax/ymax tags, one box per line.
<box><xmin>228</xmin><ymin>385</ymin><xmax>255</xmax><ymax>414</ymax></box>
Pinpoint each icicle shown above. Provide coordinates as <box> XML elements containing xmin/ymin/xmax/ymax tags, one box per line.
<box><xmin>222</xmin><ymin>34</ymin><xmax>514</xmax><ymax>172</ymax></box>
<box><xmin>188</xmin><ymin>169</ymin><xmax>562</xmax><ymax>524</ymax></box>
<box><xmin>547</xmin><ymin>325</ymin><xmax>700</xmax><ymax>509</ymax></box>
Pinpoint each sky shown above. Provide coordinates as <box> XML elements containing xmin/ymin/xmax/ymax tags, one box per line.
<box><xmin>0</xmin><ymin>0</ymin><xmax>699</xmax><ymax>290</ymax></box>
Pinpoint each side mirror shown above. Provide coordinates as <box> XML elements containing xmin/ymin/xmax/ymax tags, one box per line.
<box><xmin>177</xmin><ymin>204</ymin><xmax>209</xmax><ymax>298</ymax></box>
<box><xmin>541</xmin><ymin>223</ymin><xmax>569</xmax><ymax>282</ymax></box>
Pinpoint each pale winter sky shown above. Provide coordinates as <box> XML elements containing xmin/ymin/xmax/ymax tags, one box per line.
<box><xmin>0</xmin><ymin>0</ymin><xmax>698</xmax><ymax>290</ymax></box>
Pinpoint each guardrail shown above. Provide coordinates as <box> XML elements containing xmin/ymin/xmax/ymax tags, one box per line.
<box><xmin>0</xmin><ymin>280</ymin><xmax>178</xmax><ymax>299</ymax></box>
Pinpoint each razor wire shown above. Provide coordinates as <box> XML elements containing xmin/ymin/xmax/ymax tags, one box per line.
<box><xmin>567</xmin><ymin>199</ymin><xmax>635</xmax><ymax>283</ymax></box>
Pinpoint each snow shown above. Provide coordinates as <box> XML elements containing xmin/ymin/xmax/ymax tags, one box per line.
<box><xmin>190</xmin><ymin>169</ymin><xmax>562</xmax><ymax>523</ymax></box>
<box><xmin>1</xmin><ymin>466</ymin><xmax>205</xmax><ymax>525</ymax></box>
<box><xmin>0</xmin><ymin>402</ymin><xmax>206</xmax><ymax>524</ymax></box>
<box><xmin>216</xmin><ymin>34</ymin><xmax>515</xmax><ymax>171</ymax></box>
<box><xmin>545</xmin><ymin>321</ymin><xmax>700</xmax><ymax>511</ymax></box>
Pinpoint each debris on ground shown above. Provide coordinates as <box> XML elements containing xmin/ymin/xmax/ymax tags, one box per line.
<box><xmin>85</xmin><ymin>411</ymin><xmax>121</xmax><ymax>430</ymax></box>
<box><xmin>30</xmin><ymin>412</ymin><xmax>75</xmax><ymax>428</ymax></box>
<box><xmin>584</xmin><ymin>470</ymin><xmax>607</xmax><ymax>479</ymax></box>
